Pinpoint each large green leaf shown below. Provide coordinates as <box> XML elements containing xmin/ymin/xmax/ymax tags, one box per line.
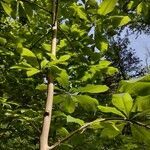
<box><xmin>132</xmin><ymin>125</ymin><xmax>150</xmax><ymax>146</ymax></box>
<box><xmin>110</xmin><ymin>16</ymin><xmax>131</xmax><ymax>27</ymax></box>
<box><xmin>70</xmin><ymin>3</ymin><xmax>88</xmax><ymax>21</ymax></box>
<box><xmin>54</xmin><ymin>95</ymin><xmax>76</xmax><ymax>113</ymax></box>
<box><xmin>17</xmin><ymin>48</ymin><xmax>39</xmax><ymax>68</ymax></box>
<box><xmin>73</xmin><ymin>84</ymin><xmax>109</xmax><ymax>93</ymax></box>
<box><xmin>67</xmin><ymin>115</ymin><xmax>84</xmax><ymax>126</ymax></box>
<box><xmin>112</xmin><ymin>93</ymin><xmax>133</xmax><ymax>117</ymax></box>
<box><xmin>101</xmin><ymin>123</ymin><xmax>124</xmax><ymax>138</ymax></box>
<box><xmin>73</xmin><ymin>95</ymin><xmax>99</xmax><ymax>111</ymax></box>
<box><xmin>132</xmin><ymin>95</ymin><xmax>150</xmax><ymax>112</ymax></box>
<box><xmin>98</xmin><ymin>106</ymin><xmax>125</xmax><ymax>118</ymax></box>
<box><xmin>56</xmin><ymin>70</ymin><xmax>69</xmax><ymax>89</ymax></box>
<box><xmin>119</xmin><ymin>75</ymin><xmax>150</xmax><ymax>96</ymax></box>
<box><xmin>1</xmin><ymin>2</ymin><xmax>12</xmax><ymax>16</ymax></box>
<box><xmin>98</xmin><ymin>0</ymin><xmax>118</xmax><ymax>16</ymax></box>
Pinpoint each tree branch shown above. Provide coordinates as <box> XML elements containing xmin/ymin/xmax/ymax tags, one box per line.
<box><xmin>48</xmin><ymin>118</ymin><xmax>150</xmax><ymax>150</ymax></box>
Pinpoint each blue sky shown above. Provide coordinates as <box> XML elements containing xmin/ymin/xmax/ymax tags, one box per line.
<box><xmin>129</xmin><ymin>33</ymin><xmax>150</xmax><ymax>66</ymax></box>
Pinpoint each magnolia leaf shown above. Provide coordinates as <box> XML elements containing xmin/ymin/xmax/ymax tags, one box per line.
<box><xmin>98</xmin><ymin>105</ymin><xmax>125</xmax><ymax>118</ymax></box>
<box><xmin>67</xmin><ymin>115</ymin><xmax>84</xmax><ymax>126</ymax></box>
<box><xmin>101</xmin><ymin>123</ymin><xmax>124</xmax><ymax>138</ymax></box>
<box><xmin>112</xmin><ymin>93</ymin><xmax>133</xmax><ymax>117</ymax></box>
<box><xmin>110</xmin><ymin>16</ymin><xmax>131</xmax><ymax>27</ymax></box>
<box><xmin>56</xmin><ymin>70</ymin><xmax>69</xmax><ymax>89</ymax></box>
<box><xmin>119</xmin><ymin>75</ymin><xmax>150</xmax><ymax>96</ymax></box>
<box><xmin>36</xmin><ymin>84</ymin><xmax>47</xmax><ymax>91</ymax></box>
<box><xmin>42</xmin><ymin>43</ymin><xmax>51</xmax><ymax>51</ymax></box>
<box><xmin>132</xmin><ymin>125</ymin><xmax>150</xmax><ymax>145</ymax></box>
<box><xmin>73</xmin><ymin>95</ymin><xmax>99</xmax><ymax>111</ymax></box>
<box><xmin>58</xmin><ymin>55</ymin><xmax>70</xmax><ymax>62</ymax></box>
<box><xmin>56</xmin><ymin>127</ymin><xmax>69</xmax><ymax>137</ymax></box>
<box><xmin>57</xmin><ymin>95</ymin><xmax>76</xmax><ymax>113</ymax></box>
<box><xmin>1</xmin><ymin>2</ymin><xmax>12</xmax><ymax>16</ymax></box>
<box><xmin>26</xmin><ymin>68</ymin><xmax>40</xmax><ymax>77</ymax></box>
<box><xmin>132</xmin><ymin>95</ymin><xmax>150</xmax><ymax>112</ymax></box>
<box><xmin>18</xmin><ymin>48</ymin><xmax>39</xmax><ymax>67</ymax></box>
<box><xmin>74</xmin><ymin>84</ymin><xmax>109</xmax><ymax>93</ymax></box>
<box><xmin>0</xmin><ymin>37</ymin><xmax>7</xmax><ymax>45</ymax></box>
<box><xmin>98</xmin><ymin>0</ymin><xmax>117</xmax><ymax>16</ymax></box>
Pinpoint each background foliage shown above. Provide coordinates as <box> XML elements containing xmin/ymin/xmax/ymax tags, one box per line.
<box><xmin>0</xmin><ymin>0</ymin><xmax>150</xmax><ymax>149</ymax></box>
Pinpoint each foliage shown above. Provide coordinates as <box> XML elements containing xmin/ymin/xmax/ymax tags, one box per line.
<box><xmin>0</xmin><ymin>0</ymin><xmax>150</xmax><ymax>149</ymax></box>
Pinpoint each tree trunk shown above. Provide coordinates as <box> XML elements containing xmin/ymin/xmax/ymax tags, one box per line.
<box><xmin>40</xmin><ymin>0</ymin><xmax>58</xmax><ymax>149</ymax></box>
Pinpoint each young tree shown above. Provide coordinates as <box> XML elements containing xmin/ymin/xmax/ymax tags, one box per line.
<box><xmin>0</xmin><ymin>0</ymin><xmax>150</xmax><ymax>150</ymax></box>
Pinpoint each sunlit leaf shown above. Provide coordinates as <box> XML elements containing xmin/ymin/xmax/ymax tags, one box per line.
<box><xmin>112</xmin><ymin>93</ymin><xmax>133</xmax><ymax>117</ymax></box>
<box><xmin>98</xmin><ymin>0</ymin><xmax>118</xmax><ymax>16</ymax></box>
<box><xmin>67</xmin><ymin>115</ymin><xmax>84</xmax><ymax>126</ymax></box>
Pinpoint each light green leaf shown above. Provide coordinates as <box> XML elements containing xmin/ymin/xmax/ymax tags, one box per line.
<box><xmin>119</xmin><ymin>75</ymin><xmax>150</xmax><ymax>96</ymax></box>
<box><xmin>26</xmin><ymin>68</ymin><xmax>40</xmax><ymax>77</ymax></box>
<box><xmin>56</xmin><ymin>70</ymin><xmax>69</xmax><ymax>89</ymax></box>
<box><xmin>58</xmin><ymin>55</ymin><xmax>70</xmax><ymax>62</ymax></box>
<box><xmin>11</xmin><ymin>63</ymin><xmax>32</xmax><ymax>70</ymax></box>
<box><xmin>98</xmin><ymin>0</ymin><xmax>118</xmax><ymax>16</ymax></box>
<box><xmin>132</xmin><ymin>95</ymin><xmax>150</xmax><ymax>112</ymax></box>
<box><xmin>18</xmin><ymin>48</ymin><xmax>39</xmax><ymax>67</ymax></box>
<box><xmin>110</xmin><ymin>16</ymin><xmax>131</xmax><ymax>27</ymax></box>
<box><xmin>112</xmin><ymin>93</ymin><xmax>133</xmax><ymax>117</ymax></box>
<box><xmin>74</xmin><ymin>84</ymin><xmax>109</xmax><ymax>93</ymax></box>
<box><xmin>67</xmin><ymin>115</ymin><xmax>84</xmax><ymax>126</ymax></box>
<box><xmin>70</xmin><ymin>3</ymin><xmax>88</xmax><ymax>21</ymax></box>
<box><xmin>73</xmin><ymin>95</ymin><xmax>99</xmax><ymax>111</ymax></box>
<box><xmin>0</xmin><ymin>37</ymin><xmax>7</xmax><ymax>45</ymax></box>
<box><xmin>56</xmin><ymin>127</ymin><xmax>69</xmax><ymax>137</ymax></box>
<box><xmin>36</xmin><ymin>84</ymin><xmax>47</xmax><ymax>91</ymax></box>
<box><xmin>1</xmin><ymin>2</ymin><xmax>12</xmax><ymax>16</ymax></box>
<box><xmin>56</xmin><ymin>95</ymin><xmax>76</xmax><ymax>113</ymax></box>
<box><xmin>101</xmin><ymin>123</ymin><xmax>124</xmax><ymax>138</ymax></box>
<box><xmin>42</xmin><ymin>43</ymin><xmax>51</xmax><ymax>51</ymax></box>
<box><xmin>98</xmin><ymin>105</ymin><xmax>125</xmax><ymax>118</ymax></box>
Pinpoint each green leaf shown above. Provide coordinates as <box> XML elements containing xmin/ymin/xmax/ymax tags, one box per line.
<box><xmin>11</xmin><ymin>62</ymin><xmax>32</xmax><ymax>70</ymax></box>
<box><xmin>42</xmin><ymin>43</ymin><xmax>51</xmax><ymax>51</ymax></box>
<box><xmin>1</xmin><ymin>2</ymin><xmax>12</xmax><ymax>16</ymax></box>
<box><xmin>67</xmin><ymin>115</ymin><xmax>84</xmax><ymax>126</ymax></box>
<box><xmin>132</xmin><ymin>125</ymin><xmax>150</xmax><ymax>145</ymax></box>
<box><xmin>98</xmin><ymin>0</ymin><xmax>118</xmax><ymax>16</ymax></box>
<box><xmin>98</xmin><ymin>105</ymin><xmax>125</xmax><ymax>118</ymax></box>
<box><xmin>0</xmin><ymin>37</ymin><xmax>7</xmax><ymax>45</ymax></box>
<box><xmin>101</xmin><ymin>123</ymin><xmax>123</xmax><ymax>138</ymax></box>
<box><xmin>26</xmin><ymin>68</ymin><xmax>40</xmax><ymax>77</ymax></box>
<box><xmin>73</xmin><ymin>95</ymin><xmax>99</xmax><ymax>111</ymax></box>
<box><xmin>70</xmin><ymin>3</ymin><xmax>88</xmax><ymax>21</ymax></box>
<box><xmin>36</xmin><ymin>84</ymin><xmax>47</xmax><ymax>91</ymax></box>
<box><xmin>132</xmin><ymin>95</ymin><xmax>150</xmax><ymax>112</ymax></box>
<box><xmin>56</xmin><ymin>95</ymin><xmax>76</xmax><ymax>113</ymax></box>
<box><xmin>119</xmin><ymin>75</ymin><xmax>150</xmax><ymax>96</ymax></box>
<box><xmin>56</xmin><ymin>70</ymin><xmax>69</xmax><ymax>89</ymax></box>
<box><xmin>56</xmin><ymin>127</ymin><xmax>69</xmax><ymax>137</ymax></box>
<box><xmin>110</xmin><ymin>16</ymin><xmax>131</xmax><ymax>27</ymax></box>
<box><xmin>58</xmin><ymin>55</ymin><xmax>70</xmax><ymax>62</ymax></box>
<box><xmin>74</xmin><ymin>84</ymin><xmax>109</xmax><ymax>93</ymax></box>
<box><xmin>112</xmin><ymin>93</ymin><xmax>133</xmax><ymax>117</ymax></box>
<box><xmin>96</xmin><ymin>37</ymin><xmax>108</xmax><ymax>52</ymax></box>
<box><xmin>18</xmin><ymin>48</ymin><xmax>39</xmax><ymax>68</ymax></box>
